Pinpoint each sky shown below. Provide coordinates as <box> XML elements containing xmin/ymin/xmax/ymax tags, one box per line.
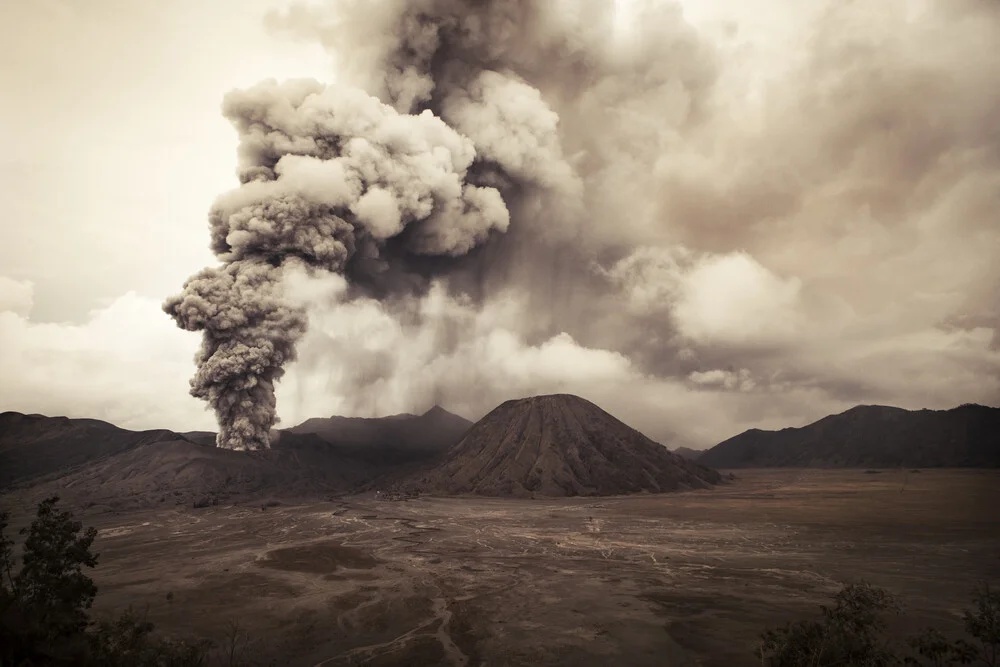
<box><xmin>1</xmin><ymin>0</ymin><xmax>997</xmax><ymax>449</ymax></box>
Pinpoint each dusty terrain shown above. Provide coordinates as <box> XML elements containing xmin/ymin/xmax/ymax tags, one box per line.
<box><xmin>10</xmin><ymin>469</ymin><xmax>997</xmax><ymax>666</ymax></box>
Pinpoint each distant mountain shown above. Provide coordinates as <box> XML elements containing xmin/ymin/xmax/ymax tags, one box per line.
<box><xmin>284</xmin><ymin>405</ymin><xmax>473</xmax><ymax>467</ymax></box>
<box><xmin>697</xmin><ymin>404</ymin><xmax>1000</xmax><ymax>469</ymax></box>
<box><xmin>0</xmin><ymin>407</ymin><xmax>473</xmax><ymax>509</ymax></box>
<box><xmin>25</xmin><ymin>435</ymin><xmax>369</xmax><ymax>511</ymax></box>
<box><xmin>408</xmin><ymin>394</ymin><xmax>721</xmax><ymax>497</ymax></box>
<box><xmin>672</xmin><ymin>447</ymin><xmax>703</xmax><ymax>461</ymax></box>
<box><xmin>0</xmin><ymin>411</ymin><xmax>372</xmax><ymax>507</ymax></box>
<box><xmin>178</xmin><ymin>431</ymin><xmax>217</xmax><ymax>447</ymax></box>
<box><xmin>0</xmin><ymin>412</ymin><xmax>184</xmax><ymax>488</ymax></box>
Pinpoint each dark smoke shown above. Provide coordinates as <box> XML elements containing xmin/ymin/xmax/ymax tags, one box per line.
<box><xmin>163</xmin><ymin>1</ymin><xmax>596</xmax><ymax>449</ymax></box>
<box><xmin>162</xmin><ymin>76</ymin><xmax>524</xmax><ymax>449</ymax></box>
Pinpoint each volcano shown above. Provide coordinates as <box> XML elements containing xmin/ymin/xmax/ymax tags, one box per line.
<box><xmin>409</xmin><ymin>394</ymin><xmax>721</xmax><ymax>497</ymax></box>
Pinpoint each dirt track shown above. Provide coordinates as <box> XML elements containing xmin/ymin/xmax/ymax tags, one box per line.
<box><xmin>61</xmin><ymin>469</ymin><xmax>1000</xmax><ymax>666</ymax></box>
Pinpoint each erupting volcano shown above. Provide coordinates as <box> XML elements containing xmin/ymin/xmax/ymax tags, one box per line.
<box><xmin>162</xmin><ymin>0</ymin><xmax>627</xmax><ymax>450</ymax></box>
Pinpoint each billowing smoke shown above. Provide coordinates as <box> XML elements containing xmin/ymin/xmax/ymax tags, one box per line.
<box><xmin>164</xmin><ymin>1</ymin><xmax>592</xmax><ymax>450</ymax></box>
<box><xmin>166</xmin><ymin>0</ymin><xmax>1000</xmax><ymax>449</ymax></box>
<box><xmin>162</xmin><ymin>77</ymin><xmax>521</xmax><ymax>449</ymax></box>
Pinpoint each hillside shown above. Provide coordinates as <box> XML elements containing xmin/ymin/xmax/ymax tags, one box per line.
<box><xmin>698</xmin><ymin>403</ymin><xmax>1000</xmax><ymax>469</ymax></box>
<box><xmin>21</xmin><ymin>432</ymin><xmax>372</xmax><ymax>511</ymax></box>
<box><xmin>0</xmin><ymin>407</ymin><xmax>472</xmax><ymax>509</ymax></box>
<box><xmin>0</xmin><ymin>412</ymin><xmax>185</xmax><ymax>488</ymax></box>
<box><xmin>284</xmin><ymin>405</ymin><xmax>472</xmax><ymax>467</ymax></box>
<box><xmin>672</xmin><ymin>447</ymin><xmax>703</xmax><ymax>461</ymax></box>
<box><xmin>409</xmin><ymin>394</ymin><xmax>721</xmax><ymax>497</ymax></box>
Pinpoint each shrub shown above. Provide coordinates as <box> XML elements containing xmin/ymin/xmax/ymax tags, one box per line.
<box><xmin>1</xmin><ymin>497</ymin><xmax>100</xmax><ymax>664</ymax></box>
<box><xmin>0</xmin><ymin>498</ymin><xmax>218</xmax><ymax>666</ymax></box>
<box><xmin>757</xmin><ymin>582</ymin><xmax>900</xmax><ymax>667</ymax></box>
<box><xmin>960</xmin><ymin>583</ymin><xmax>999</xmax><ymax>666</ymax></box>
<box><xmin>758</xmin><ymin>582</ymin><xmax>1000</xmax><ymax>667</ymax></box>
<box><xmin>90</xmin><ymin>607</ymin><xmax>214</xmax><ymax>666</ymax></box>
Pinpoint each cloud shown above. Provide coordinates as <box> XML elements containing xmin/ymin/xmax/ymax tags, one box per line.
<box><xmin>277</xmin><ymin>277</ymin><xmax>643</xmax><ymax>422</ymax></box>
<box><xmin>674</xmin><ymin>252</ymin><xmax>802</xmax><ymax>346</ymax></box>
<box><xmin>271</xmin><ymin>273</ymin><xmax>862</xmax><ymax>447</ymax></box>
<box><xmin>0</xmin><ymin>277</ymin><xmax>33</xmax><ymax>317</ymax></box>
<box><xmin>0</xmin><ymin>278</ymin><xmax>214</xmax><ymax>432</ymax></box>
<box><xmin>688</xmin><ymin>368</ymin><xmax>756</xmax><ymax>392</ymax></box>
<box><xmin>605</xmin><ymin>247</ymin><xmax>803</xmax><ymax>346</ymax></box>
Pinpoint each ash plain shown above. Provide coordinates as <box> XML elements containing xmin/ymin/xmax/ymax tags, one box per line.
<box><xmin>11</xmin><ymin>469</ymin><xmax>996</xmax><ymax>667</ymax></box>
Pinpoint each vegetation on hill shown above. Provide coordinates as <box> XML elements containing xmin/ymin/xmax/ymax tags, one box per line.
<box><xmin>0</xmin><ymin>497</ymin><xmax>247</xmax><ymax>666</ymax></box>
<box><xmin>757</xmin><ymin>581</ymin><xmax>1000</xmax><ymax>666</ymax></box>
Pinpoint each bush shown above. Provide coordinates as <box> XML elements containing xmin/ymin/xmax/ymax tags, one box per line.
<box><xmin>1</xmin><ymin>497</ymin><xmax>219</xmax><ymax>666</ymax></box>
<box><xmin>757</xmin><ymin>582</ymin><xmax>900</xmax><ymax>667</ymax></box>
<box><xmin>906</xmin><ymin>627</ymin><xmax>976</xmax><ymax>666</ymax></box>
<box><xmin>1</xmin><ymin>497</ymin><xmax>100</xmax><ymax>664</ymax></box>
<box><xmin>757</xmin><ymin>581</ymin><xmax>1000</xmax><ymax>667</ymax></box>
<box><xmin>90</xmin><ymin>607</ymin><xmax>214</xmax><ymax>666</ymax></box>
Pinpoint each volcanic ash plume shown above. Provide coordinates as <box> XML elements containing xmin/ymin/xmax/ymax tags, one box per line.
<box><xmin>164</xmin><ymin>79</ymin><xmax>512</xmax><ymax>450</ymax></box>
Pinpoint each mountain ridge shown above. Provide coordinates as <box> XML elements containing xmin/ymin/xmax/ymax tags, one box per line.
<box><xmin>0</xmin><ymin>405</ymin><xmax>475</xmax><ymax>508</ymax></box>
<box><xmin>283</xmin><ymin>405</ymin><xmax>473</xmax><ymax>467</ymax></box>
<box><xmin>698</xmin><ymin>403</ymin><xmax>1000</xmax><ymax>468</ymax></box>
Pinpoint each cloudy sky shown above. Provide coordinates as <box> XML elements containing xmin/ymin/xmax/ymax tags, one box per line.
<box><xmin>1</xmin><ymin>0</ymin><xmax>997</xmax><ymax>449</ymax></box>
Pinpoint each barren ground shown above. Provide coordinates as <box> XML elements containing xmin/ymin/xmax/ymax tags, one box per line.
<box><xmin>18</xmin><ymin>469</ymin><xmax>999</xmax><ymax>666</ymax></box>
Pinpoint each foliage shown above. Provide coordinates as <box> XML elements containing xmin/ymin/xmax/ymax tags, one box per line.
<box><xmin>758</xmin><ymin>581</ymin><xmax>1000</xmax><ymax>667</ymax></box>
<box><xmin>0</xmin><ymin>497</ymin><xmax>221</xmax><ymax>666</ymax></box>
<box><xmin>17</xmin><ymin>496</ymin><xmax>100</xmax><ymax>637</ymax></box>
<box><xmin>89</xmin><ymin>607</ymin><xmax>214</xmax><ymax>667</ymax></box>
<box><xmin>757</xmin><ymin>582</ymin><xmax>901</xmax><ymax>667</ymax></box>
<box><xmin>1</xmin><ymin>497</ymin><xmax>99</xmax><ymax>664</ymax></box>
<box><xmin>906</xmin><ymin>627</ymin><xmax>976</xmax><ymax>666</ymax></box>
<box><xmin>961</xmin><ymin>583</ymin><xmax>1000</xmax><ymax>667</ymax></box>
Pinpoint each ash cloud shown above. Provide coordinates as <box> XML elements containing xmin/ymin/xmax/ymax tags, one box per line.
<box><xmin>166</xmin><ymin>0</ymin><xmax>619</xmax><ymax>450</ymax></box>
<box><xmin>164</xmin><ymin>76</ymin><xmax>516</xmax><ymax>449</ymax></box>
<box><xmin>166</xmin><ymin>0</ymin><xmax>1000</xmax><ymax>450</ymax></box>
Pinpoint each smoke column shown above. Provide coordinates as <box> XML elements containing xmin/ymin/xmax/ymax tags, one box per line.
<box><xmin>163</xmin><ymin>79</ymin><xmax>520</xmax><ymax>449</ymax></box>
<box><xmin>164</xmin><ymin>1</ymin><xmax>595</xmax><ymax>450</ymax></box>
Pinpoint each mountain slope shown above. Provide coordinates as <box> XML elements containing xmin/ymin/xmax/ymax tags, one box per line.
<box><xmin>672</xmin><ymin>447</ymin><xmax>703</xmax><ymax>461</ymax></box>
<box><xmin>285</xmin><ymin>405</ymin><xmax>472</xmax><ymax>466</ymax></box>
<box><xmin>0</xmin><ymin>412</ymin><xmax>185</xmax><ymax>488</ymax></box>
<box><xmin>409</xmin><ymin>394</ymin><xmax>721</xmax><ymax>497</ymax></box>
<box><xmin>24</xmin><ymin>432</ymin><xmax>371</xmax><ymax>510</ymax></box>
<box><xmin>0</xmin><ymin>407</ymin><xmax>472</xmax><ymax>507</ymax></box>
<box><xmin>698</xmin><ymin>404</ymin><xmax>1000</xmax><ymax>468</ymax></box>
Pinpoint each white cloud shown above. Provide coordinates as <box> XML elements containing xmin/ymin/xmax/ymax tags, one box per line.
<box><xmin>605</xmin><ymin>247</ymin><xmax>804</xmax><ymax>346</ymax></box>
<box><xmin>0</xmin><ymin>276</ymin><xmax>33</xmax><ymax>317</ymax></box>
<box><xmin>688</xmin><ymin>368</ymin><xmax>756</xmax><ymax>392</ymax></box>
<box><xmin>0</xmin><ymin>278</ymin><xmax>214</xmax><ymax>432</ymax></box>
<box><xmin>277</xmin><ymin>280</ymin><xmax>644</xmax><ymax>424</ymax></box>
<box><xmin>274</xmin><ymin>276</ymin><xmax>845</xmax><ymax>447</ymax></box>
<box><xmin>674</xmin><ymin>251</ymin><xmax>803</xmax><ymax>345</ymax></box>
